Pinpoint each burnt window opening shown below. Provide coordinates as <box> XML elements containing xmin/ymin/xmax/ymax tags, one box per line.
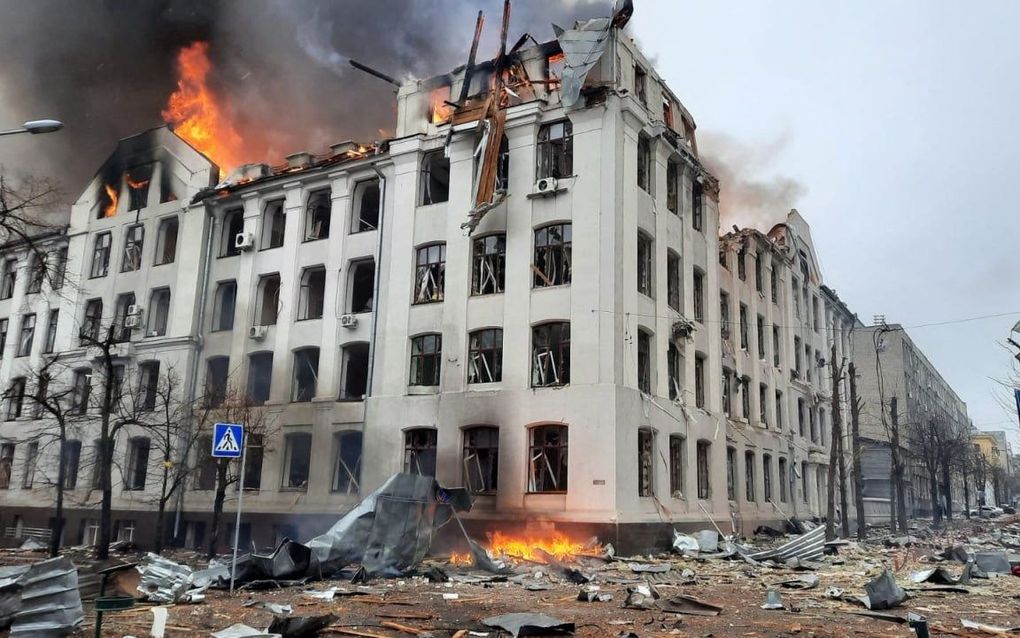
<box><xmin>51</xmin><ymin>248</ymin><xmax>67</xmax><ymax>290</ymax></box>
<box><xmin>778</xmin><ymin>457</ymin><xmax>789</xmax><ymax>502</ymax></box>
<box><xmin>537</xmin><ymin>120</ymin><xmax>572</xmax><ymax>179</ymax></box>
<box><xmin>546</xmin><ymin>52</ymin><xmax>565</xmax><ymax>80</ymax></box>
<box><xmin>637</xmin><ymin>134</ymin><xmax>652</xmax><ymax>193</ymax></box>
<box><xmin>792</xmin><ymin>277</ymin><xmax>801</xmax><ymax>317</ymax></box>
<box><xmin>159</xmin><ymin>161</ymin><xmax>177</xmax><ymax>203</ymax></box>
<box><xmin>668</xmin><ymin>341</ymin><xmax>682</xmax><ymax>401</ymax></box>
<box><xmin>71</xmin><ymin>369</ymin><xmax>91</xmax><ymax>415</ymax></box>
<box><xmin>414</xmin><ymin>243</ymin><xmax>446</xmax><ymax>304</ymax></box>
<box><xmin>420</xmin><ymin>151</ymin><xmax>450</xmax><ymax>206</ymax></box>
<box><xmin>691</xmin><ymin>180</ymin><xmax>704</xmax><ymax>232</ymax></box>
<box><xmin>298</xmin><ymin>266</ymin><xmax>326</xmax><ymax>321</ymax></box>
<box><xmin>154</xmin><ymin>217</ymin><xmax>178</xmax><ymax>265</ymax></box>
<box><xmin>22</xmin><ymin>442</ymin><xmax>38</xmax><ymax>488</ymax></box>
<box><xmin>533</xmin><ymin>223</ymin><xmax>571</xmax><ymax>287</ymax></box>
<box><xmin>80</xmin><ymin>299</ymin><xmax>103</xmax><ymax>344</ymax></box>
<box><xmin>16</xmin><ymin>314</ymin><xmax>34</xmax><ymax>358</ymax></box>
<box><xmin>43</xmin><ymin>309</ymin><xmax>58</xmax><ymax>354</ymax></box>
<box><xmin>667</xmin><ymin>251</ymin><xmax>681</xmax><ymax>311</ymax></box>
<box><xmin>348</xmin><ymin>259</ymin><xmax>375</xmax><ymax>313</ymax></box>
<box><xmin>532</xmin><ymin>322</ymin><xmax>570</xmax><ymax>387</ymax></box>
<box><xmin>495</xmin><ymin>135</ymin><xmax>510</xmax><ymax>191</ymax></box>
<box><xmin>404</xmin><ymin>428</ymin><xmax>437</xmax><ymax>476</ymax></box>
<box><xmin>212</xmin><ymin>281</ymin><xmax>237</xmax><ymax>332</ymax></box>
<box><xmin>332</xmin><ymin>431</ymin><xmax>363</xmax><ymax>494</ymax></box>
<box><xmin>669</xmin><ymin>435</ymin><xmax>685</xmax><ymax>498</ymax></box>
<box><xmin>256</xmin><ymin>274</ymin><xmax>281</xmax><ymax>325</ymax></box>
<box><xmin>745</xmin><ymin>451</ymin><xmax>756</xmax><ymax>502</ymax></box>
<box><xmin>634</xmin><ymin>65</ymin><xmax>647</xmax><ymax>105</ymax></box>
<box><xmin>247</xmin><ymin>352</ymin><xmax>273</xmax><ymax>405</ymax></box>
<box><xmin>759</xmin><ymin>383</ymin><xmax>769</xmax><ymax>426</ymax></box>
<box><xmin>693</xmin><ymin>268</ymin><xmax>705</xmax><ymax>323</ymax></box>
<box><xmin>126</xmin><ymin>164</ymin><xmax>153</xmax><ymax>211</ymax></box>
<box><xmin>262</xmin><ymin>201</ymin><xmax>286</xmax><ymax>249</ymax></box>
<box><xmin>472</xmin><ymin>234</ymin><xmax>505</xmax><ymax>296</ymax></box>
<box><xmin>304</xmin><ymin>189</ymin><xmax>331</xmax><ymax>241</ymax></box>
<box><xmin>667</xmin><ymin>160</ymin><xmax>679</xmax><ymax>214</ymax></box>
<box><xmin>91</xmin><ymin>233</ymin><xmax>111</xmax><ymax>278</ymax></box>
<box><xmin>739</xmin><ymin>303</ymin><xmax>749</xmax><ymax>350</ymax></box>
<box><xmin>124</xmin><ymin>437</ymin><xmax>151</xmax><ymax>490</ymax></box>
<box><xmin>726</xmin><ymin>446</ymin><xmax>737</xmax><ymax>501</ymax></box>
<box><xmin>292</xmin><ymin>348</ymin><xmax>320</xmax><ymax>402</ymax></box>
<box><xmin>147</xmin><ymin>288</ymin><xmax>170</xmax><ymax>337</ymax></box>
<box><xmin>755</xmin><ymin>253</ymin><xmax>764</xmax><ymax>292</ymax></box>
<box><xmin>775</xmin><ymin>390</ymin><xmax>784</xmax><ymax>430</ymax></box>
<box><xmin>205</xmin><ymin>357</ymin><xmax>229</xmax><ymax>407</ymax></box>
<box><xmin>468</xmin><ymin>328</ymin><xmax>502</xmax><ymax>384</ymax></box>
<box><xmin>352</xmin><ymin>180</ymin><xmax>380</xmax><ymax>233</ymax></box>
<box><xmin>696</xmin><ymin>440</ymin><xmax>711</xmax><ymax>499</ymax></box>
<box><xmin>409</xmin><ymin>334</ymin><xmax>441</xmax><ymax>386</ymax></box>
<box><xmin>719</xmin><ymin>292</ymin><xmax>730</xmax><ymax>341</ymax></box>
<box><xmin>638</xmin><ymin>428</ymin><xmax>654</xmax><ymax>497</ymax></box>
<box><xmin>721</xmin><ymin>368</ymin><xmax>733</xmax><ymax>417</ymax></box>
<box><xmin>0</xmin><ymin>443</ymin><xmax>13</xmax><ymax>489</ymax></box>
<box><xmin>62</xmin><ymin>440</ymin><xmax>81</xmax><ymax>490</ymax></box>
<box><xmin>138</xmin><ymin>361</ymin><xmax>160</xmax><ymax>411</ymax></box>
<box><xmin>529</xmin><ymin>424</ymin><xmax>567</xmax><ymax>493</ymax></box>
<box><xmin>98</xmin><ymin>180</ymin><xmax>119</xmax><ymax>219</ymax></box>
<box><xmin>757</xmin><ymin>314</ymin><xmax>766</xmax><ymax>360</ymax></box>
<box><xmin>282</xmin><ymin>432</ymin><xmax>312</xmax><ymax>490</ymax></box>
<box><xmin>637</xmin><ymin>329</ymin><xmax>651</xmax><ymax>394</ymax></box>
<box><xmin>463</xmin><ymin>426</ymin><xmax>499</xmax><ymax>493</ymax></box>
<box><xmin>740</xmin><ymin>376</ymin><xmax>751</xmax><ymax>419</ymax></box>
<box><xmin>221</xmin><ymin>209</ymin><xmax>244</xmax><ymax>257</ymax></box>
<box><xmin>662</xmin><ymin>96</ymin><xmax>674</xmax><ymax>129</ymax></box>
<box><xmin>339</xmin><ymin>343</ymin><xmax>369</xmax><ymax>400</ymax></box>
<box><xmin>637</xmin><ymin>232</ymin><xmax>653</xmax><ymax>297</ymax></box>
<box><xmin>694</xmin><ymin>354</ymin><xmax>706</xmax><ymax>409</ymax></box>
<box><xmin>113</xmin><ymin>293</ymin><xmax>134</xmax><ymax>343</ymax></box>
<box><xmin>6</xmin><ymin>377</ymin><xmax>25</xmax><ymax>420</ymax></box>
<box><xmin>737</xmin><ymin>246</ymin><xmax>747</xmax><ymax>281</ymax></box>
<box><xmin>26</xmin><ymin>253</ymin><xmax>45</xmax><ymax>293</ymax></box>
<box><xmin>121</xmin><ymin>224</ymin><xmax>144</xmax><ymax>272</ymax></box>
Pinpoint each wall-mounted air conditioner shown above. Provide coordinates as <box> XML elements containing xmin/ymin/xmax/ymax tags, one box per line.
<box><xmin>339</xmin><ymin>314</ymin><xmax>359</xmax><ymax>329</ymax></box>
<box><xmin>249</xmin><ymin>325</ymin><xmax>268</xmax><ymax>340</ymax></box>
<box><xmin>234</xmin><ymin>232</ymin><xmax>255</xmax><ymax>251</ymax></box>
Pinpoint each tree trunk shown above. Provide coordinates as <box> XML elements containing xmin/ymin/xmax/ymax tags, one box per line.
<box><xmin>208</xmin><ymin>460</ymin><xmax>227</xmax><ymax>559</ymax></box>
<box><xmin>155</xmin><ymin>462</ymin><xmax>170</xmax><ymax>553</ymax></box>
<box><xmin>889</xmin><ymin>396</ymin><xmax>908</xmax><ymax>531</ymax></box>
<box><xmin>837</xmin><ymin>424</ymin><xmax>850</xmax><ymax>538</ymax></box>
<box><xmin>929</xmin><ymin>472</ymin><xmax>939</xmax><ymax>523</ymax></box>
<box><xmin>848</xmin><ymin>363</ymin><xmax>866</xmax><ymax>540</ymax></box>
<box><xmin>962</xmin><ymin>461</ymin><xmax>971</xmax><ymax>519</ymax></box>
<box><xmin>50</xmin><ymin>430</ymin><xmax>67</xmax><ymax>558</ymax></box>
<box><xmin>825</xmin><ymin>347</ymin><xmax>841</xmax><ymax>540</ymax></box>
<box><xmin>97</xmin><ymin>351</ymin><xmax>116</xmax><ymax>561</ymax></box>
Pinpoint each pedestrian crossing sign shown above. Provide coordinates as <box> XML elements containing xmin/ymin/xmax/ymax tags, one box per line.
<box><xmin>212</xmin><ymin>423</ymin><xmax>244</xmax><ymax>458</ymax></box>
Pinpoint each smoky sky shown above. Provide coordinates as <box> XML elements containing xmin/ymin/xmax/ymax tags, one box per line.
<box><xmin>0</xmin><ymin>0</ymin><xmax>609</xmax><ymax>197</ymax></box>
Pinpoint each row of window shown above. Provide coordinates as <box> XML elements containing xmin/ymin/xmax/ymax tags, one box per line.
<box><xmin>0</xmin><ymin>248</ymin><xmax>68</xmax><ymax>301</ymax></box>
<box><xmin>638</xmin><ymin>134</ymin><xmax>705</xmax><ymax>232</ymax></box>
<box><xmin>79</xmin><ymin>287</ymin><xmax>171</xmax><ymax>344</ymax></box>
<box><xmin>90</xmin><ymin>218</ymin><xmax>178</xmax><ymax>279</ymax></box>
<box><xmin>0</xmin><ymin>309</ymin><xmax>59</xmax><ymax>362</ymax></box>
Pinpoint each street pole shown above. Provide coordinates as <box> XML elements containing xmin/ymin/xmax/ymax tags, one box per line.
<box><xmin>229</xmin><ymin>431</ymin><xmax>247</xmax><ymax>593</ymax></box>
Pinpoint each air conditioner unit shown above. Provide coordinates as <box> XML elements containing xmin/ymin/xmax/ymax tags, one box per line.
<box><xmin>124</xmin><ymin>315</ymin><xmax>141</xmax><ymax>329</ymax></box>
<box><xmin>234</xmin><ymin>231</ymin><xmax>255</xmax><ymax>251</ymax></box>
<box><xmin>127</xmin><ymin>304</ymin><xmax>142</xmax><ymax>316</ymax></box>
<box><xmin>248</xmin><ymin>325</ymin><xmax>268</xmax><ymax>340</ymax></box>
<box><xmin>533</xmin><ymin>177</ymin><xmax>559</xmax><ymax>194</ymax></box>
<box><xmin>339</xmin><ymin>314</ymin><xmax>359</xmax><ymax>329</ymax></box>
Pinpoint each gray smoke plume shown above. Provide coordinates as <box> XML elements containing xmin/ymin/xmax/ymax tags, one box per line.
<box><xmin>0</xmin><ymin>0</ymin><xmax>609</xmax><ymax>197</ymax></box>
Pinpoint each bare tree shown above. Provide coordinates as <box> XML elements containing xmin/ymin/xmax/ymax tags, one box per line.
<box><xmin>907</xmin><ymin>418</ymin><xmax>943</xmax><ymax>522</ymax></box>
<box><xmin>0</xmin><ymin>172</ymin><xmax>71</xmax><ymax>294</ymax></box>
<box><xmin>826</xmin><ymin>345</ymin><xmax>847</xmax><ymax>540</ymax></box>
<box><xmin>848</xmin><ymin>361</ymin><xmax>867</xmax><ymax>539</ymax></box>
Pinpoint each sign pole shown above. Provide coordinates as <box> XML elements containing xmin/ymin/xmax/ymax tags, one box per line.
<box><xmin>229</xmin><ymin>431</ymin><xmax>247</xmax><ymax>593</ymax></box>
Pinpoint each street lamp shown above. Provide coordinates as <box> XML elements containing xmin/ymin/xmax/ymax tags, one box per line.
<box><xmin>0</xmin><ymin>119</ymin><xmax>64</xmax><ymax>137</ymax></box>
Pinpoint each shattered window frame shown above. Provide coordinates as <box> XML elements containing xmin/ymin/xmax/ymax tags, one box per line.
<box><xmin>212</xmin><ymin>280</ymin><xmax>237</xmax><ymax>332</ymax></box>
<box><xmin>121</xmin><ymin>224</ymin><xmax>144</xmax><ymax>272</ymax></box>
<box><xmin>409</xmin><ymin>333</ymin><xmax>442</xmax><ymax>387</ymax></box>
<box><xmin>256</xmin><ymin>273</ymin><xmax>281</xmax><ymax>326</ymax></box>
<box><xmin>71</xmin><ymin>368</ymin><xmax>91</xmax><ymax>415</ymax></box>
<box><xmin>801</xmin><ymin>460</ymin><xmax>809</xmax><ymax>503</ymax></box>
<box><xmin>726</xmin><ymin>445</ymin><xmax>737</xmax><ymax>501</ymax></box>
<box><xmin>637</xmin><ymin>134</ymin><xmax>652</xmax><ymax>194</ymax></box>
<box><xmin>261</xmin><ymin>200</ymin><xmax>287</xmax><ymax>250</ymax></box>
<box><xmin>291</xmin><ymin>347</ymin><xmax>320</xmax><ymax>403</ymax></box>
<box><xmin>666</xmin><ymin>160</ymin><xmax>680</xmax><ymax>214</ymax></box>
<box><xmin>495</xmin><ymin>135</ymin><xmax>510</xmax><ymax>192</ymax></box>
<box><xmin>775</xmin><ymin>389</ymin><xmax>784</xmax><ymax>430</ymax></box>
<box><xmin>638</xmin><ymin>427</ymin><xmax>654</xmax><ymax>497</ymax></box>
<box><xmin>331</xmin><ymin>430</ymin><xmax>363</xmax><ymax>494</ymax></box>
<box><xmin>721</xmin><ymin>368</ymin><xmax>732</xmax><ymax>417</ymax></box>
<box><xmin>153</xmin><ymin>216</ymin><xmax>179</xmax><ymax>266</ymax></box>
<box><xmin>737</xmin><ymin>246</ymin><xmax>747</xmax><ymax>281</ymax></box>
<box><xmin>16</xmin><ymin>314</ymin><xmax>34</xmax><ymax>358</ymax></box>
<box><xmin>637</xmin><ymin>232</ymin><xmax>654</xmax><ymax>297</ymax></box>
<box><xmin>462</xmin><ymin>425</ymin><xmax>499</xmax><ymax>494</ymax></box>
<box><xmin>468</xmin><ymin>328</ymin><xmax>503</xmax><ymax>384</ymax></box>
<box><xmin>348</xmin><ymin>258</ymin><xmax>375</xmax><ymax>313</ymax></box>
<box><xmin>414</xmin><ymin>243</ymin><xmax>446</xmax><ymax>304</ymax></box>
<box><xmin>667</xmin><ymin>250</ymin><xmax>681</xmax><ymax>311</ymax></box>
<box><xmin>694</xmin><ymin>353</ymin><xmax>705</xmax><ymax>409</ymax></box>
<box><xmin>693</xmin><ymin>268</ymin><xmax>705</xmax><ymax>322</ymax></box>
<box><xmin>668</xmin><ymin>341</ymin><xmax>682</xmax><ymax>401</ymax></box>
<box><xmin>404</xmin><ymin>428</ymin><xmax>437</xmax><ymax>477</ymax></box>
<box><xmin>719</xmin><ymin>292</ymin><xmax>730</xmax><ymax>340</ymax></box>
<box><xmin>745</xmin><ymin>450</ymin><xmax>756</xmax><ymax>502</ymax></box>
<box><xmin>669</xmin><ymin>435</ymin><xmax>685</xmax><ymax>498</ymax></box>
<box><xmin>739</xmin><ymin>303</ymin><xmax>749</xmax><ymax>349</ymax></box>
<box><xmin>80</xmin><ymin>298</ymin><xmax>103</xmax><ymax>345</ymax></box>
<box><xmin>297</xmin><ymin>265</ymin><xmax>326</xmax><ymax>321</ymax></box>
<box><xmin>634</xmin><ymin>64</ymin><xmax>648</xmax><ymax>105</ymax></box>
<box><xmin>773</xmin><ymin>326</ymin><xmax>781</xmax><ymax>367</ymax></box>
<box><xmin>221</xmin><ymin>208</ymin><xmax>245</xmax><ymax>257</ymax></box>
<box><xmin>691</xmin><ymin>180</ymin><xmax>704</xmax><ymax>231</ymax></box>
<box><xmin>471</xmin><ymin>234</ymin><xmax>506</xmax><ymax>296</ymax></box>
<box><xmin>528</xmin><ymin>424</ymin><xmax>568</xmax><ymax>493</ymax></box>
<box><xmin>0</xmin><ymin>259</ymin><xmax>14</xmax><ymax>299</ymax></box>
<box><xmin>696</xmin><ymin>440</ymin><xmax>711</xmax><ymax>499</ymax></box>
<box><xmin>50</xmin><ymin>247</ymin><xmax>68</xmax><ymax>290</ymax></box>
<box><xmin>537</xmin><ymin>120</ymin><xmax>573</xmax><ymax>180</ymax></box>
<box><xmin>90</xmin><ymin>232</ymin><xmax>112</xmax><ymax>279</ymax></box>
<box><xmin>740</xmin><ymin>375</ymin><xmax>751</xmax><ymax>419</ymax></box>
<box><xmin>351</xmin><ymin>179</ymin><xmax>380</xmax><ymax>234</ymax></box>
<box><xmin>146</xmin><ymin>287</ymin><xmax>171</xmax><ymax>337</ymax></box>
<box><xmin>282</xmin><ymin>432</ymin><xmax>313</xmax><ymax>490</ymax></box>
<box><xmin>304</xmin><ymin>189</ymin><xmax>331</xmax><ymax>242</ymax></box>
<box><xmin>339</xmin><ymin>342</ymin><xmax>369</xmax><ymax>400</ymax></box>
<box><xmin>637</xmin><ymin>329</ymin><xmax>652</xmax><ymax>394</ymax></box>
<box><xmin>770</xmin><ymin>267</ymin><xmax>778</xmax><ymax>303</ymax></box>
<box><xmin>759</xmin><ymin>383</ymin><xmax>768</xmax><ymax>426</ymax></box>
<box><xmin>797</xmin><ymin>397</ymin><xmax>806</xmax><ymax>437</ymax></box>
<box><xmin>533</xmin><ymin>223</ymin><xmax>571</xmax><ymax>288</ymax></box>
<box><xmin>755</xmin><ymin>252</ymin><xmax>764</xmax><ymax>292</ymax></box>
<box><xmin>124</xmin><ymin>436</ymin><xmax>150</xmax><ymax>491</ymax></box>
<box><xmin>532</xmin><ymin>321</ymin><xmax>570</xmax><ymax>388</ymax></box>
<box><xmin>420</xmin><ymin>151</ymin><xmax>450</xmax><ymax>206</ymax></box>
<box><xmin>6</xmin><ymin>377</ymin><xmax>25</xmax><ymax>420</ymax></box>
<box><xmin>794</xmin><ymin>336</ymin><xmax>802</xmax><ymax>376</ymax></box>
<box><xmin>778</xmin><ymin>457</ymin><xmax>788</xmax><ymax>502</ymax></box>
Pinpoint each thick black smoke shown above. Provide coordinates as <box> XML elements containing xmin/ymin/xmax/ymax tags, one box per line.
<box><xmin>0</xmin><ymin>0</ymin><xmax>609</xmax><ymax>197</ymax></box>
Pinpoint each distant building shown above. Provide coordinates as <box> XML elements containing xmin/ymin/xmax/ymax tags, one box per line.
<box><xmin>970</xmin><ymin>430</ymin><xmax>1013</xmax><ymax>506</ymax></box>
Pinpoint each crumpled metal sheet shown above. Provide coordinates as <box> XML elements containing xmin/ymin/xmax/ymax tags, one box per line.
<box><xmin>210</xmin><ymin>623</ymin><xmax>281</xmax><ymax>638</ymax></box>
<box><xmin>553</xmin><ymin>17</ymin><xmax>612</xmax><ymax>109</ymax></box>
<box><xmin>748</xmin><ymin>525</ymin><xmax>826</xmax><ymax>562</ymax></box>
<box><xmin>9</xmin><ymin>556</ymin><xmax>83</xmax><ymax>637</ymax></box>
<box><xmin>482</xmin><ymin>612</ymin><xmax>574</xmax><ymax>637</ymax></box>
<box><xmin>0</xmin><ymin>566</ymin><xmax>29</xmax><ymax>629</ymax></box>
<box><xmin>860</xmin><ymin>569</ymin><xmax>908</xmax><ymax>611</ymax></box>
<box><xmin>137</xmin><ymin>553</ymin><xmax>194</xmax><ymax>603</ymax></box>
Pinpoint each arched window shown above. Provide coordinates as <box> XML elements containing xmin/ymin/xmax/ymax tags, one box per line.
<box><xmin>463</xmin><ymin>426</ymin><xmax>499</xmax><ymax>493</ymax></box>
<box><xmin>404</xmin><ymin>428</ymin><xmax>437</xmax><ymax>476</ymax></box>
<box><xmin>528</xmin><ymin>424</ymin><xmax>568</xmax><ymax>493</ymax></box>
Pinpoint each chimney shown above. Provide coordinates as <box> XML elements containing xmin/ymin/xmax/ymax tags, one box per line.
<box><xmin>330</xmin><ymin>141</ymin><xmax>358</xmax><ymax>156</ymax></box>
<box><xmin>286</xmin><ymin>152</ymin><xmax>314</xmax><ymax>170</ymax></box>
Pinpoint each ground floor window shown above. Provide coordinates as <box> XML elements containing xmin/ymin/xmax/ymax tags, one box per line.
<box><xmin>669</xmin><ymin>435</ymin><xmax>685</xmax><ymax>498</ymax></box>
<box><xmin>404</xmin><ymin>428</ymin><xmax>437</xmax><ymax>476</ymax></box>
<box><xmin>726</xmin><ymin>446</ymin><xmax>737</xmax><ymax>501</ymax></box>
<box><xmin>638</xmin><ymin>428</ymin><xmax>654</xmax><ymax>497</ymax></box>
<box><xmin>528</xmin><ymin>425</ymin><xmax>567</xmax><ymax>493</ymax></box>
<box><xmin>697</xmin><ymin>440</ymin><xmax>711</xmax><ymax>499</ymax></box>
<box><xmin>463</xmin><ymin>426</ymin><xmax>499</xmax><ymax>493</ymax></box>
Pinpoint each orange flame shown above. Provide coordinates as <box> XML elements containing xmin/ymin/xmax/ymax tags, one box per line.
<box><xmin>102</xmin><ymin>183</ymin><xmax>118</xmax><ymax>218</ymax></box>
<box><xmin>162</xmin><ymin>42</ymin><xmax>245</xmax><ymax>177</ymax></box>
<box><xmin>125</xmin><ymin>175</ymin><xmax>149</xmax><ymax>190</ymax></box>
<box><xmin>429</xmin><ymin>86</ymin><xmax>454</xmax><ymax>125</ymax></box>
<box><xmin>486</xmin><ymin>530</ymin><xmax>601</xmax><ymax>562</ymax></box>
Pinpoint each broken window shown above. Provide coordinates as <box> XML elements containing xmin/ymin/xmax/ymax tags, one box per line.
<box><xmin>495</xmin><ymin>135</ymin><xmax>510</xmax><ymax>191</ymax></box>
<box><xmin>757</xmin><ymin>315</ymin><xmax>766</xmax><ymax>359</ymax></box>
<box><xmin>0</xmin><ymin>443</ymin><xmax>13</xmax><ymax>489</ymax></box>
<box><xmin>812</xmin><ymin>296</ymin><xmax>820</xmax><ymax>331</ymax></box>
<box><xmin>529</xmin><ymin>424</ymin><xmax>567</xmax><ymax>493</ymax></box>
<box><xmin>80</xmin><ymin>299</ymin><xmax>103</xmax><ymax>344</ymax></box>
<box><xmin>726</xmin><ymin>446</ymin><xmax>737</xmax><ymax>501</ymax></box>
<box><xmin>637</xmin><ymin>329</ymin><xmax>651</xmax><ymax>394</ymax></box>
<box><xmin>298</xmin><ymin>266</ymin><xmax>326</xmax><ymax>320</ymax></box>
<box><xmin>637</xmin><ymin>232</ymin><xmax>653</xmax><ymax>296</ymax></box>
<box><xmin>778</xmin><ymin>457</ymin><xmax>788</xmax><ymax>502</ymax></box>
<box><xmin>221</xmin><ymin>208</ymin><xmax>244</xmax><ymax>257</ymax></box>
<box><xmin>352</xmin><ymin>180</ymin><xmax>380</xmax><ymax>233</ymax></box>
<box><xmin>745</xmin><ymin>451</ymin><xmax>756</xmax><ymax>502</ymax></box>
<box><xmin>114</xmin><ymin>293</ymin><xmax>135</xmax><ymax>343</ymax></box>
<box><xmin>739</xmin><ymin>303</ymin><xmax>749</xmax><ymax>349</ymax></box>
<box><xmin>256</xmin><ymin>274</ymin><xmax>281</xmax><ymax>325</ymax></box>
<box><xmin>6</xmin><ymin>377</ymin><xmax>25</xmax><ymax>420</ymax></box>
<box><xmin>696</xmin><ymin>440</ymin><xmax>711</xmax><ymax>499</ymax></box>
<box><xmin>0</xmin><ymin>318</ymin><xmax>6</xmax><ymax>358</ymax></box>
<box><xmin>414</xmin><ymin>243</ymin><xmax>446</xmax><ymax>304</ymax></box>
<box><xmin>62</xmin><ymin>440</ymin><xmax>81</xmax><ymax>489</ymax></box>
<box><xmin>667</xmin><ymin>160</ymin><xmax>679</xmax><ymax>214</ymax></box>
<box><xmin>797</xmin><ymin>397</ymin><xmax>806</xmax><ymax>437</ymax></box>
<box><xmin>755</xmin><ymin>253</ymin><xmax>764</xmax><ymax>292</ymax></box>
<box><xmin>124</xmin><ymin>437</ymin><xmax>150</xmax><ymax>490</ymax></box>
<box><xmin>773</xmin><ymin>326</ymin><xmax>781</xmax><ymax>367</ymax></box>
<box><xmin>212</xmin><ymin>281</ymin><xmax>236</xmax><ymax>331</ymax></box>
<box><xmin>669</xmin><ymin>435</ymin><xmax>685</xmax><ymax>497</ymax></box>
<box><xmin>468</xmin><ymin>328</ymin><xmax>502</xmax><ymax>384</ymax></box>
<box><xmin>247</xmin><ymin>352</ymin><xmax>273</xmax><ymax>405</ymax></box>
<box><xmin>801</xmin><ymin>461</ymin><xmax>809</xmax><ymax>503</ymax></box>
<box><xmin>637</xmin><ymin>134</ymin><xmax>652</xmax><ymax>193</ymax></box>
<box><xmin>533</xmin><ymin>223</ymin><xmax>571</xmax><ymax>287</ymax></box>
<box><xmin>17</xmin><ymin>314</ymin><xmax>34</xmax><ymax>357</ymax></box>
<box><xmin>91</xmin><ymin>233</ymin><xmax>111</xmax><ymax>278</ymax></box>
<box><xmin>638</xmin><ymin>428</ymin><xmax>654</xmax><ymax>497</ymax></box>
<box><xmin>51</xmin><ymin>247</ymin><xmax>67</xmax><ymax>290</ymax></box>
<box><xmin>737</xmin><ymin>246</ymin><xmax>747</xmax><ymax>281</ymax></box>
<box><xmin>463</xmin><ymin>426</ymin><xmax>499</xmax><ymax>493</ymax></box>
<box><xmin>472</xmin><ymin>234</ymin><xmax>505</xmax><ymax>296</ymax></box>
<box><xmin>154</xmin><ymin>217</ymin><xmax>178</xmax><ymax>265</ymax></box>
<box><xmin>694</xmin><ymin>354</ymin><xmax>705</xmax><ymax>409</ymax></box>
<box><xmin>719</xmin><ymin>292</ymin><xmax>730</xmax><ymax>340</ymax></box>
<box><xmin>668</xmin><ymin>341</ymin><xmax>682</xmax><ymax>401</ymax></box>
<box><xmin>348</xmin><ymin>259</ymin><xmax>375</xmax><ymax>313</ymax></box>
<box><xmin>243</xmin><ymin>434</ymin><xmax>263</xmax><ymax>490</ymax></box>
<box><xmin>205</xmin><ymin>357</ymin><xmax>229</xmax><ymax>407</ymax></box>
<box><xmin>138</xmin><ymin>361</ymin><xmax>159</xmax><ymax>410</ymax></box>
<box><xmin>770</xmin><ymin>268</ymin><xmax>778</xmax><ymax>303</ymax></box>
<box><xmin>0</xmin><ymin>259</ymin><xmax>14</xmax><ymax>301</ymax></box>
<box><xmin>792</xmin><ymin>277</ymin><xmax>801</xmax><ymax>317</ymax></box>
<box><xmin>662</xmin><ymin>96</ymin><xmax>674</xmax><ymax>128</ymax></box>
<box><xmin>404</xmin><ymin>428</ymin><xmax>437</xmax><ymax>476</ymax></box>
<box><xmin>420</xmin><ymin>151</ymin><xmax>450</xmax><ymax>205</ymax></box>
<box><xmin>332</xmin><ymin>430</ymin><xmax>363</xmax><ymax>494</ymax></box>
<box><xmin>291</xmin><ymin>348</ymin><xmax>319</xmax><ymax>402</ymax></box>
<box><xmin>261</xmin><ymin>201</ymin><xmax>286</xmax><ymax>249</ymax></box>
<box><xmin>339</xmin><ymin>343</ymin><xmax>369</xmax><ymax>400</ymax></box>
<box><xmin>121</xmin><ymin>224</ymin><xmax>144</xmax><ymax>272</ymax></box>
<box><xmin>26</xmin><ymin>254</ymin><xmax>44</xmax><ymax>293</ymax></box>
<box><xmin>304</xmin><ymin>189</ymin><xmax>331</xmax><ymax>241</ymax></box>
<box><xmin>810</xmin><ymin>405</ymin><xmax>818</xmax><ymax>442</ymax></box>
<box><xmin>805</xmin><ymin>344</ymin><xmax>812</xmax><ymax>382</ymax></box>
<box><xmin>775</xmin><ymin>390</ymin><xmax>784</xmax><ymax>430</ymax></box>
<box><xmin>693</xmin><ymin>268</ymin><xmax>704</xmax><ymax>322</ymax></box>
<box><xmin>667</xmin><ymin>251</ymin><xmax>680</xmax><ymax>311</ymax></box>
<box><xmin>282</xmin><ymin>432</ymin><xmax>312</xmax><ymax>489</ymax></box>
<box><xmin>740</xmin><ymin>377</ymin><xmax>750</xmax><ymax>419</ymax></box>
<box><xmin>409</xmin><ymin>333</ymin><xmax>442</xmax><ymax>386</ymax></box>
<box><xmin>532</xmin><ymin>322</ymin><xmax>570</xmax><ymax>387</ymax></box>
<box><xmin>71</xmin><ymin>369</ymin><xmax>91</xmax><ymax>415</ymax></box>
<box><xmin>691</xmin><ymin>180</ymin><xmax>703</xmax><ymax>231</ymax></box>
<box><xmin>43</xmin><ymin>309</ymin><xmax>58</xmax><ymax>354</ymax></box>
<box><xmin>126</xmin><ymin>164</ymin><xmax>152</xmax><ymax>210</ymax></box>
<box><xmin>147</xmin><ymin>288</ymin><xmax>170</xmax><ymax>337</ymax></box>
<box><xmin>759</xmin><ymin>383</ymin><xmax>768</xmax><ymax>426</ymax></box>
<box><xmin>793</xmin><ymin>336</ymin><xmax>802</xmax><ymax>377</ymax></box>
<box><xmin>537</xmin><ymin>120</ymin><xmax>572</xmax><ymax>179</ymax></box>
<box><xmin>22</xmin><ymin>442</ymin><xmax>38</xmax><ymax>488</ymax></box>
<box><xmin>634</xmin><ymin>65</ymin><xmax>647</xmax><ymax>105</ymax></box>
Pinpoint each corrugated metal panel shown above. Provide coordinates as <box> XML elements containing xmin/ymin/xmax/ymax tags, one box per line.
<box><xmin>10</xmin><ymin>556</ymin><xmax>83</xmax><ymax>637</ymax></box>
<box><xmin>748</xmin><ymin>525</ymin><xmax>826</xmax><ymax>562</ymax></box>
